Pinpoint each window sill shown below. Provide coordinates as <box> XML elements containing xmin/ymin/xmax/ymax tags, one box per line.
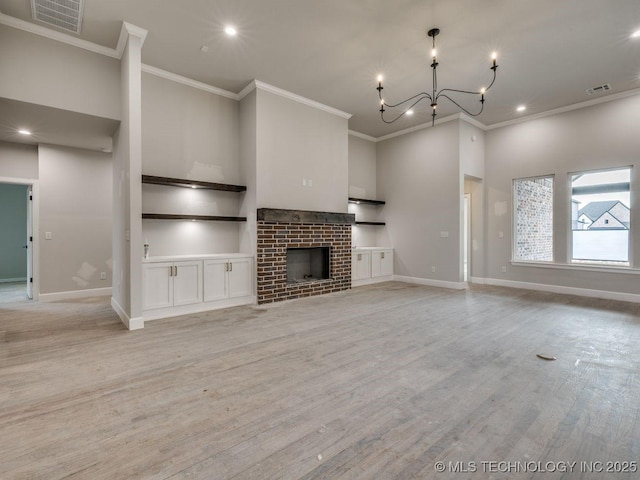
<box><xmin>511</xmin><ymin>261</ymin><xmax>640</xmax><ymax>275</ymax></box>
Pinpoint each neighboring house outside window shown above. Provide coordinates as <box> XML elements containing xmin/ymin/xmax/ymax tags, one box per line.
<box><xmin>571</xmin><ymin>167</ymin><xmax>631</xmax><ymax>265</ymax></box>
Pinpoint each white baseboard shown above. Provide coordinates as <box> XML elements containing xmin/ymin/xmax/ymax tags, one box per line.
<box><xmin>142</xmin><ymin>295</ymin><xmax>256</xmax><ymax>322</ymax></box>
<box><xmin>393</xmin><ymin>275</ymin><xmax>466</xmax><ymax>290</ymax></box>
<box><xmin>352</xmin><ymin>275</ymin><xmax>393</xmax><ymax>288</ymax></box>
<box><xmin>0</xmin><ymin>277</ymin><xmax>27</xmax><ymax>283</ymax></box>
<box><xmin>469</xmin><ymin>276</ymin><xmax>486</xmax><ymax>284</ymax></box>
<box><xmin>111</xmin><ymin>297</ymin><xmax>144</xmax><ymax>330</ymax></box>
<box><xmin>39</xmin><ymin>287</ymin><xmax>112</xmax><ymax>302</ymax></box>
<box><xmin>479</xmin><ymin>277</ymin><xmax>640</xmax><ymax>304</ymax></box>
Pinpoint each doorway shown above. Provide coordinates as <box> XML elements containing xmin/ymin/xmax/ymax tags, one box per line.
<box><xmin>0</xmin><ymin>179</ymin><xmax>37</xmax><ymax>303</ymax></box>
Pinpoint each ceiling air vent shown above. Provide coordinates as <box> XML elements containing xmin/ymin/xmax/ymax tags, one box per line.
<box><xmin>586</xmin><ymin>84</ymin><xmax>611</xmax><ymax>95</ymax></box>
<box><xmin>31</xmin><ymin>0</ymin><xmax>84</xmax><ymax>35</ymax></box>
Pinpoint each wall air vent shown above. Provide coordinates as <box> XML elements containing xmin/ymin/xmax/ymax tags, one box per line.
<box><xmin>31</xmin><ymin>0</ymin><xmax>84</xmax><ymax>35</ymax></box>
<box><xmin>586</xmin><ymin>84</ymin><xmax>611</xmax><ymax>95</ymax></box>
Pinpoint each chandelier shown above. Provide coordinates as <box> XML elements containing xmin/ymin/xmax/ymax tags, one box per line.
<box><xmin>377</xmin><ymin>28</ymin><xmax>498</xmax><ymax>126</ymax></box>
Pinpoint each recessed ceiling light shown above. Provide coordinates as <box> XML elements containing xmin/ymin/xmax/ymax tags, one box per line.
<box><xmin>516</xmin><ymin>105</ymin><xmax>526</xmax><ymax>112</ymax></box>
<box><xmin>631</xmin><ymin>30</ymin><xmax>640</xmax><ymax>38</ymax></box>
<box><xmin>200</xmin><ymin>45</ymin><xmax>209</xmax><ymax>53</ymax></box>
<box><xmin>406</xmin><ymin>109</ymin><xmax>414</xmax><ymax>116</ymax></box>
<box><xmin>224</xmin><ymin>25</ymin><xmax>237</xmax><ymax>36</ymax></box>
<box><xmin>18</xmin><ymin>129</ymin><xmax>31</xmax><ymax>135</ymax></box>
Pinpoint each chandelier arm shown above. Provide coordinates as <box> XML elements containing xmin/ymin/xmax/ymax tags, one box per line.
<box><xmin>381</xmin><ymin>92</ymin><xmax>432</xmax><ymax>109</ymax></box>
<box><xmin>380</xmin><ymin>96</ymin><xmax>433</xmax><ymax>124</ymax></box>
<box><xmin>438</xmin><ymin>94</ymin><xmax>485</xmax><ymax>117</ymax></box>
<box><xmin>484</xmin><ymin>68</ymin><xmax>498</xmax><ymax>91</ymax></box>
<box><xmin>436</xmin><ymin>88</ymin><xmax>484</xmax><ymax>97</ymax></box>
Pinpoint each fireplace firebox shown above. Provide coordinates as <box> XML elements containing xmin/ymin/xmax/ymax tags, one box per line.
<box><xmin>286</xmin><ymin>247</ymin><xmax>330</xmax><ymax>284</ymax></box>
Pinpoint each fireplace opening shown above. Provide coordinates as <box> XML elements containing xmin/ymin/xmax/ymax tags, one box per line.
<box><xmin>286</xmin><ymin>247</ymin><xmax>330</xmax><ymax>284</ymax></box>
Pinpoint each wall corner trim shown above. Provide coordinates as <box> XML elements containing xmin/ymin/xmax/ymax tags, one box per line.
<box><xmin>115</xmin><ymin>22</ymin><xmax>148</xmax><ymax>57</ymax></box>
<box><xmin>240</xmin><ymin>80</ymin><xmax>353</xmax><ymax>119</ymax></box>
<box><xmin>141</xmin><ymin>64</ymin><xmax>239</xmax><ymax>100</ymax></box>
<box><xmin>0</xmin><ymin>11</ymin><xmax>120</xmax><ymax>58</ymax></box>
<box><xmin>393</xmin><ymin>275</ymin><xmax>466</xmax><ymax>290</ymax></box>
<box><xmin>111</xmin><ymin>297</ymin><xmax>144</xmax><ymax>330</ymax></box>
<box><xmin>348</xmin><ymin>130</ymin><xmax>377</xmax><ymax>142</ymax></box>
<box><xmin>375</xmin><ymin>113</ymin><xmax>483</xmax><ymax>143</ymax></box>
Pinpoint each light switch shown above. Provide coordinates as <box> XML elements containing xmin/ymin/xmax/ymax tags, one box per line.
<box><xmin>45</xmin><ymin>232</ymin><xmax>52</xmax><ymax>240</ymax></box>
<box><xmin>440</xmin><ymin>231</ymin><xmax>449</xmax><ymax>238</ymax></box>
<box><xmin>498</xmin><ymin>231</ymin><xmax>504</xmax><ymax>238</ymax></box>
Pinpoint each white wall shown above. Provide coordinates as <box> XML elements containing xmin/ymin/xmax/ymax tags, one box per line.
<box><xmin>141</xmin><ymin>73</ymin><xmax>242</xmax><ymax>256</ymax></box>
<box><xmin>0</xmin><ymin>25</ymin><xmax>120</xmax><ymax>120</ymax></box>
<box><xmin>377</xmin><ymin>121</ymin><xmax>462</xmax><ymax>283</ymax></box>
<box><xmin>239</xmin><ymin>89</ymin><xmax>258</xmax><ymax>257</ymax></box>
<box><xmin>484</xmin><ymin>94</ymin><xmax>640</xmax><ymax>295</ymax></box>
<box><xmin>0</xmin><ymin>183</ymin><xmax>28</xmax><ymax>281</ymax></box>
<box><xmin>38</xmin><ymin>145</ymin><xmax>112</xmax><ymax>294</ymax></box>
<box><xmin>256</xmin><ymin>89</ymin><xmax>349</xmax><ymax>213</ymax></box>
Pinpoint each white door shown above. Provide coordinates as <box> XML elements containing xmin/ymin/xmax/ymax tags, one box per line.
<box><xmin>26</xmin><ymin>185</ymin><xmax>33</xmax><ymax>299</ymax></box>
<box><xmin>371</xmin><ymin>251</ymin><xmax>383</xmax><ymax>278</ymax></box>
<box><xmin>228</xmin><ymin>257</ymin><xmax>253</xmax><ymax>298</ymax></box>
<box><xmin>173</xmin><ymin>260</ymin><xmax>203</xmax><ymax>306</ymax></box>
<box><xmin>203</xmin><ymin>259</ymin><xmax>229</xmax><ymax>302</ymax></box>
<box><xmin>143</xmin><ymin>262</ymin><xmax>174</xmax><ymax>310</ymax></box>
<box><xmin>353</xmin><ymin>251</ymin><xmax>371</xmax><ymax>280</ymax></box>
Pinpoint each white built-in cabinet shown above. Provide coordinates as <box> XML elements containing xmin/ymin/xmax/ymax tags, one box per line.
<box><xmin>143</xmin><ymin>254</ymin><xmax>254</xmax><ymax>321</ymax></box>
<box><xmin>352</xmin><ymin>248</ymin><xmax>393</xmax><ymax>286</ymax></box>
<box><xmin>203</xmin><ymin>257</ymin><xmax>252</xmax><ymax>302</ymax></box>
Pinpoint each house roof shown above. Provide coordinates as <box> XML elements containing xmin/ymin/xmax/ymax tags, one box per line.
<box><xmin>578</xmin><ymin>201</ymin><xmax>622</xmax><ymax>222</ymax></box>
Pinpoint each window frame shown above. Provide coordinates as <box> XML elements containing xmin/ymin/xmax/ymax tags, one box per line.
<box><xmin>568</xmin><ymin>165</ymin><xmax>632</xmax><ymax>267</ymax></box>
<box><xmin>512</xmin><ymin>174</ymin><xmax>555</xmax><ymax>263</ymax></box>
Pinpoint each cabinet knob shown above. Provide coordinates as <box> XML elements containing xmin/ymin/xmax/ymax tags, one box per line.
<box><xmin>357</xmin><ymin>253</ymin><xmax>362</xmax><ymax>261</ymax></box>
<box><xmin>381</xmin><ymin>252</ymin><xmax>385</xmax><ymax>259</ymax></box>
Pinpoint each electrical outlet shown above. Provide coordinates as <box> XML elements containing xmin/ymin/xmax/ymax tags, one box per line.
<box><xmin>501</xmin><ymin>266</ymin><xmax>507</xmax><ymax>273</ymax></box>
<box><xmin>431</xmin><ymin>266</ymin><xmax>436</xmax><ymax>273</ymax></box>
<box><xmin>498</xmin><ymin>231</ymin><xmax>504</xmax><ymax>238</ymax></box>
<box><xmin>45</xmin><ymin>232</ymin><xmax>52</xmax><ymax>240</ymax></box>
<box><xmin>440</xmin><ymin>231</ymin><xmax>449</xmax><ymax>238</ymax></box>
<box><xmin>100</xmin><ymin>272</ymin><xmax>107</xmax><ymax>280</ymax></box>
<box><xmin>308</xmin><ymin>179</ymin><xmax>312</xmax><ymax>187</ymax></box>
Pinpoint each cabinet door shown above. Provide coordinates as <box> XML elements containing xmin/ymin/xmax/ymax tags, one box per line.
<box><xmin>372</xmin><ymin>250</ymin><xmax>393</xmax><ymax>278</ymax></box>
<box><xmin>228</xmin><ymin>257</ymin><xmax>253</xmax><ymax>298</ymax></box>
<box><xmin>173</xmin><ymin>260</ymin><xmax>203</xmax><ymax>306</ymax></box>
<box><xmin>353</xmin><ymin>251</ymin><xmax>371</xmax><ymax>280</ymax></box>
<box><xmin>203</xmin><ymin>259</ymin><xmax>229</xmax><ymax>302</ymax></box>
<box><xmin>143</xmin><ymin>262</ymin><xmax>174</xmax><ymax>310</ymax></box>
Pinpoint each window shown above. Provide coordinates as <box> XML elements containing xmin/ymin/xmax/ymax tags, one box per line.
<box><xmin>513</xmin><ymin>176</ymin><xmax>554</xmax><ymax>261</ymax></box>
<box><xmin>571</xmin><ymin>167</ymin><xmax>631</xmax><ymax>265</ymax></box>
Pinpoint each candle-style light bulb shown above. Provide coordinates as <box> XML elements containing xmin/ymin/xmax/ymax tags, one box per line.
<box><xmin>431</xmin><ymin>48</ymin><xmax>437</xmax><ymax>59</ymax></box>
<box><xmin>377</xmin><ymin>74</ymin><xmax>383</xmax><ymax>83</ymax></box>
<box><xmin>491</xmin><ymin>51</ymin><xmax>497</xmax><ymax>67</ymax></box>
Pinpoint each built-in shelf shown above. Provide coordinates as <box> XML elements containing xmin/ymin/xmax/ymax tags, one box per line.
<box><xmin>142</xmin><ymin>214</ymin><xmax>247</xmax><ymax>222</ymax></box>
<box><xmin>355</xmin><ymin>221</ymin><xmax>386</xmax><ymax>226</ymax></box>
<box><xmin>348</xmin><ymin>197</ymin><xmax>385</xmax><ymax>206</ymax></box>
<box><xmin>142</xmin><ymin>175</ymin><xmax>247</xmax><ymax>192</ymax></box>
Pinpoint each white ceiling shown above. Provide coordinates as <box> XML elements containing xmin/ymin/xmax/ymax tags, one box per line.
<box><xmin>1</xmin><ymin>0</ymin><xmax>639</xmax><ymax>139</ymax></box>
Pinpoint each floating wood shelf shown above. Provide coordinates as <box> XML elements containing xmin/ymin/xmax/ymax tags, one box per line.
<box><xmin>142</xmin><ymin>214</ymin><xmax>247</xmax><ymax>222</ymax></box>
<box><xmin>142</xmin><ymin>175</ymin><xmax>247</xmax><ymax>192</ymax></box>
<box><xmin>348</xmin><ymin>197</ymin><xmax>385</xmax><ymax>206</ymax></box>
<box><xmin>355</xmin><ymin>221</ymin><xmax>386</xmax><ymax>226</ymax></box>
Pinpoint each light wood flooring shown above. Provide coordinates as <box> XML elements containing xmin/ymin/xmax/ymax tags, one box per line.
<box><xmin>0</xmin><ymin>281</ymin><xmax>29</xmax><ymax>304</ymax></box>
<box><xmin>1</xmin><ymin>282</ymin><xmax>639</xmax><ymax>479</ymax></box>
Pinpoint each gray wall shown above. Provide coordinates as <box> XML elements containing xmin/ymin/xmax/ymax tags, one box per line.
<box><xmin>0</xmin><ymin>141</ymin><xmax>39</xmax><ymax>179</ymax></box>
<box><xmin>348</xmin><ymin>134</ymin><xmax>380</xmax><ymax>247</ymax></box>
<box><xmin>39</xmin><ymin>145</ymin><xmax>112</xmax><ymax>294</ymax></box>
<box><xmin>239</xmin><ymin>89</ymin><xmax>258</xmax><ymax>256</ymax></box>
<box><xmin>256</xmin><ymin>90</ymin><xmax>349</xmax><ymax>213</ymax></box>
<box><xmin>141</xmin><ymin>73</ymin><xmax>242</xmax><ymax>256</ymax></box>
<box><xmin>0</xmin><ymin>25</ymin><xmax>120</xmax><ymax>120</ymax></box>
<box><xmin>0</xmin><ymin>183</ymin><xmax>28</xmax><ymax>281</ymax></box>
<box><xmin>484</xmin><ymin>94</ymin><xmax>640</xmax><ymax>294</ymax></box>
<box><xmin>377</xmin><ymin>121</ymin><xmax>462</xmax><ymax>282</ymax></box>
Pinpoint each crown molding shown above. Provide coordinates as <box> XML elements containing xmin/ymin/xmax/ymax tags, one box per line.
<box><xmin>0</xmin><ymin>10</ymin><xmax>120</xmax><ymax>58</ymax></box>
<box><xmin>240</xmin><ymin>80</ymin><xmax>352</xmax><ymax>119</ymax></box>
<box><xmin>486</xmin><ymin>88</ymin><xmax>640</xmax><ymax>131</ymax></box>
<box><xmin>115</xmin><ymin>22</ymin><xmax>148</xmax><ymax>56</ymax></box>
<box><xmin>348</xmin><ymin>130</ymin><xmax>377</xmax><ymax>142</ymax></box>
<box><xmin>141</xmin><ymin>65</ymin><xmax>239</xmax><ymax>100</ymax></box>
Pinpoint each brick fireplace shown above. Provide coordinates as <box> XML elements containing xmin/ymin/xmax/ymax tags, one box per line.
<box><xmin>257</xmin><ymin>208</ymin><xmax>354</xmax><ymax>304</ymax></box>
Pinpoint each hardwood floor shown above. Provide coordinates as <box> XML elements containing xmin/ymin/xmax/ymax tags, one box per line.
<box><xmin>1</xmin><ymin>283</ymin><xmax>639</xmax><ymax>479</ymax></box>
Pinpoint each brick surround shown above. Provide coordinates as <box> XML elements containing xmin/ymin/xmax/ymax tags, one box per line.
<box><xmin>257</xmin><ymin>209</ymin><xmax>354</xmax><ymax>304</ymax></box>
